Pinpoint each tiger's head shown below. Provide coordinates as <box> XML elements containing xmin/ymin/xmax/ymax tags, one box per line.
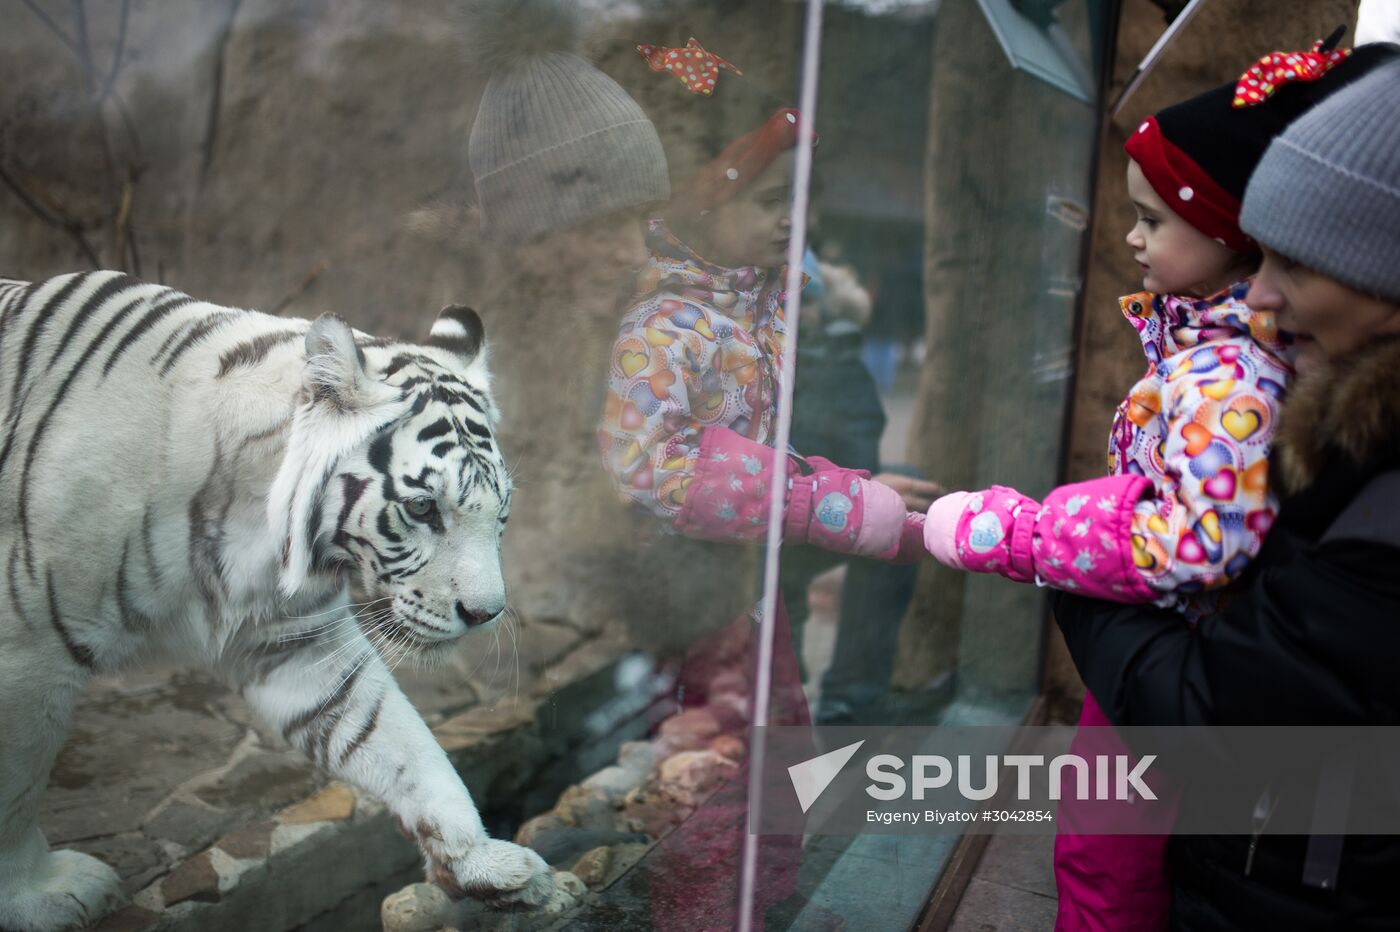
<box><xmin>271</xmin><ymin>305</ymin><xmax>510</xmax><ymax>655</ymax></box>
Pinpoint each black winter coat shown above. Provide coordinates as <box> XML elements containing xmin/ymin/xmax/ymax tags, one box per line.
<box><xmin>1054</xmin><ymin>335</ymin><xmax>1400</xmax><ymax>931</ymax></box>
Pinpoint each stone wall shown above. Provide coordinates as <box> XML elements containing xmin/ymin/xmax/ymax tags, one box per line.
<box><xmin>0</xmin><ymin>0</ymin><xmax>818</xmax><ymax>676</ymax></box>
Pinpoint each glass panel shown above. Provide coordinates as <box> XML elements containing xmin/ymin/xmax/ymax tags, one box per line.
<box><xmin>741</xmin><ymin>0</ymin><xmax>1116</xmax><ymax>927</ymax></box>
<box><xmin>2</xmin><ymin>0</ymin><xmax>1109</xmax><ymax>927</ymax></box>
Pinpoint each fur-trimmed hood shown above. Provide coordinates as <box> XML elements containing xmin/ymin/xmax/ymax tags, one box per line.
<box><xmin>1276</xmin><ymin>335</ymin><xmax>1400</xmax><ymax>494</ymax></box>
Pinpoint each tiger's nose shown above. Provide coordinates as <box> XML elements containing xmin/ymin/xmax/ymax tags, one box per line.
<box><xmin>454</xmin><ymin>601</ymin><xmax>500</xmax><ymax>628</ymax></box>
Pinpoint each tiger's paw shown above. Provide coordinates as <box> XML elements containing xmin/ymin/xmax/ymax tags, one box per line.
<box><xmin>0</xmin><ymin>849</ymin><xmax>126</xmax><ymax>932</ymax></box>
<box><xmin>435</xmin><ymin>838</ymin><xmax>558</xmax><ymax>910</ymax></box>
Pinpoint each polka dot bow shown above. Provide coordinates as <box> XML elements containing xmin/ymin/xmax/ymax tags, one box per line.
<box><xmin>1232</xmin><ymin>40</ymin><xmax>1351</xmax><ymax>108</ymax></box>
<box><xmin>637</xmin><ymin>38</ymin><xmax>743</xmax><ymax>96</ymax></box>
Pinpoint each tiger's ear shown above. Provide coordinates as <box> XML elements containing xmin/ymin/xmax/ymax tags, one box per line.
<box><xmin>304</xmin><ymin>313</ymin><xmax>372</xmax><ymax>410</ymax></box>
<box><xmin>426</xmin><ymin>304</ymin><xmax>485</xmax><ymax>363</ymax></box>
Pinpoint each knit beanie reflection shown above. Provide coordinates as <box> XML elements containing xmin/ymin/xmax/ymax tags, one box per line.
<box><xmin>466</xmin><ymin>0</ymin><xmax>670</xmax><ymax>244</ymax></box>
<box><xmin>1241</xmin><ymin>54</ymin><xmax>1400</xmax><ymax>303</ymax></box>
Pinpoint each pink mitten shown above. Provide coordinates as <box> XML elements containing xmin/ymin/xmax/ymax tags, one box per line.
<box><xmin>921</xmin><ymin>477</ymin><xmax>1159</xmax><ymax>603</ymax></box>
<box><xmin>923</xmin><ymin>490</ymin><xmax>975</xmax><ymax>569</ymax></box>
<box><xmin>785</xmin><ymin>470</ymin><xmax>906</xmax><ymax>558</ymax></box>
<box><xmin>673</xmin><ymin>427</ymin><xmax>907</xmax><ymax>558</ymax></box>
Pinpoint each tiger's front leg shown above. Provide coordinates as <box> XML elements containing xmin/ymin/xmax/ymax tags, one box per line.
<box><xmin>235</xmin><ymin>621</ymin><xmax>555</xmax><ymax>909</ymax></box>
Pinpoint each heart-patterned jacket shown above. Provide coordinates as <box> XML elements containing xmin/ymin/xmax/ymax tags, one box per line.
<box><xmin>598</xmin><ymin>220</ymin><xmax>788</xmax><ymax>522</ymax></box>
<box><xmin>926</xmin><ymin>280</ymin><xmax>1294</xmax><ymax>605</ymax></box>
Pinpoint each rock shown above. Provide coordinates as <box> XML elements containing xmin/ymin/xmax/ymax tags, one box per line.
<box><xmin>517</xmin><ymin>619</ymin><xmax>584</xmax><ymax>675</ymax></box>
<box><xmin>705</xmin><ymin>692</ymin><xmax>750</xmax><ymax>732</ymax></box>
<box><xmin>88</xmin><ymin>905</ymin><xmax>161</xmax><ymax>932</ymax></box>
<box><xmin>70</xmin><ymin>833</ymin><xmax>168</xmax><ymax>896</ymax></box>
<box><xmin>141</xmin><ymin>798</ymin><xmax>236</xmax><ymax>852</ymax></box>
<box><xmin>551</xmin><ymin>784</ymin><xmax>616</xmax><ymax>830</ymax></box>
<box><xmin>708</xmin><ymin>671</ymin><xmax>750</xmax><ymax>697</ymax></box>
<box><xmin>193</xmin><ymin>752</ymin><xmax>321</xmax><ymax>814</ymax></box>
<box><xmin>514</xmin><ymin>812</ymin><xmax>567</xmax><ymax>847</ymax></box>
<box><xmin>380</xmin><ymin>882</ymin><xmax>455</xmax><ymax>932</ymax></box>
<box><xmin>553</xmin><ymin>870</ymin><xmax>586</xmax><ymax>901</ymax></box>
<box><xmin>431</xmin><ymin>703</ymin><xmax>535</xmax><ymax>753</ymax></box>
<box><xmin>571</xmin><ymin>846</ymin><xmax>612</xmax><ymax>886</ymax></box>
<box><xmin>710</xmin><ymin>734</ymin><xmax>747</xmax><ymax>763</ymax></box>
<box><xmin>214</xmin><ymin>820</ymin><xmax>276</xmax><ymax>860</ymax></box>
<box><xmin>580</xmin><ymin>764</ymin><xmax>646</xmax><ymax>803</ymax></box>
<box><xmin>528</xmin><ymin>828</ymin><xmax>647</xmax><ymax>868</ymax></box>
<box><xmin>620</xmin><ymin>800</ymin><xmax>685</xmax><ymax>838</ymax></box>
<box><xmin>657</xmin><ymin>709</ymin><xmax>721</xmax><ymax>751</ymax></box>
<box><xmin>161</xmin><ymin>850</ymin><xmax>222</xmax><ymax>906</ymax></box>
<box><xmin>616</xmin><ymin>740</ymin><xmax>654</xmax><ymax>774</ymax></box>
<box><xmin>608</xmin><ymin>842</ymin><xmax>651</xmax><ymax>880</ymax></box>
<box><xmin>278</xmin><ymin>783</ymin><xmax>357</xmax><ymax>825</ymax></box>
<box><xmin>656</xmin><ymin>750</ymin><xmax>738</xmax><ymax>807</ymax></box>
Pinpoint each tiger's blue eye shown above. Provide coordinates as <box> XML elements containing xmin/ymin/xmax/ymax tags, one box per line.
<box><xmin>405</xmin><ymin>496</ymin><xmax>438</xmax><ymax>519</ymax></box>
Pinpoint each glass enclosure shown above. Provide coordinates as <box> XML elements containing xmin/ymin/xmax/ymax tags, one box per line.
<box><xmin>0</xmin><ymin>0</ymin><xmax>1111</xmax><ymax>928</ymax></box>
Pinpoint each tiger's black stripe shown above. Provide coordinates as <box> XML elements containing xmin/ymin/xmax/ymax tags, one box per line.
<box><xmin>332</xmin><ymin>475</ymin><xmax>371</xmax><ymax>554</ymax></box>
<box><xmin>6</xmin><ymin>546</ymin><xmax>34</xmax><ymax>632</ymax></box>
<box><xmin>148</xmin><ymin>316</ymin><xmax>196</xmax><ymax>363</ymax></box>
<box><xmin>46</xmin><ymin>273</ymin><xmax>138</xmax><ymax>370</ymax></box>
<box><xmin>159</xmin><ymin>310</ymin><xmax>241</xmax><ymax>375</ymax></box>
<box><xmin>8</xmin><ymin>272</ymin><xmax>90</xmax><ymax>414</ymax></box>
<box><xmin>417</xmin><ymin>418</ymin><xmax>452</xmax><ymax>442</ymax></box>
<box><xmin>141</xmin><ymin>504</ymin><xmax>163</xmax><ymax>589</ymax></box>
<box><xmin>188</xmin><ymin>442</ymin><xmax>230</xmax><ymax>624</ymax></box>
<box><xmin>46</xmin><ymin>567</ymin><xmax>95</xmax><ymax>670</ymax></box>
<box><xmin>217</xmin><ymin>329</ymin><xmax>302</xmax><ymax>377</ymax></box>
<box><xmin>0</xmin><ymin>281</ymin><xmax>38</xmax><ymax>367</ymax></box>
<box><xmin>14</xmin><ymin>295</ymin><xmax>147</xmax><ymax>578</ymax></box>
<box><xmin>102</xmin><ymin>293</ymin><xmax>198</xmax><ymax>376</ymax></box>
<box><xmin>282</xmin><ymin>658</ymin><xmax>365</xmax><ymax>751</ymax></box>
<box><xmin>0</xmin><ymin>280</ymin><xmax>37</xmax><ymax>330</ymax></box>
<box><xmin>337</xmin><ymin>693</ymin><xmax>384</xmax><ymax>767</ymax></box>
<box><xmin>117</xmin><ymin>540</ymin><xmax>156</xmax><ymax>632</ymax></box>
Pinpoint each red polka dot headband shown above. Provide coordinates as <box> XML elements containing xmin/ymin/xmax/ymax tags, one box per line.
<box><xmin>1232</xmin><ymin>39</ymin><xmax>1352</xmax><ymax>108</ymax></box>
<box><xmin>637</xmin><ymin>38</ymin><xmax>743</xmax><ymax>97</ymax></box>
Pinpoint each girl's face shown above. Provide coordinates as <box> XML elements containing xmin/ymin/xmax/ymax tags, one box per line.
<box><xmin>1246</xmin><ymin>247</ymin><xmax>1400</xmax><ymax>375</ymax></box>
<box><xmin>684</xmin><ymin>151</ymin><xmax>797</xmax><ymax>270</ymax></box>
<box><xmin>1124</xmin><ymin>158</ymin><xmax>1255</xmax><ymax>297</ymax></box>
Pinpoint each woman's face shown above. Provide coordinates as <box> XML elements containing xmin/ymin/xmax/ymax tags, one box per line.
<box><xmin>1246</xmin><ymin>247</ymin><xmax>1400</xmax><ymax>375</ymax></box>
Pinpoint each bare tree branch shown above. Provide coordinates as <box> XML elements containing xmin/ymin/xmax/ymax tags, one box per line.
<box><xmin>69</xmin><ymin>0</ymin><xmax>96</xmax><ymax>94</ymax></box>
<box><xmin>18</xmin><ymin>0</ymin><xmax>80</xmax><ymax>56</ymax></box>
<box><xmin>96</xmin><ymin>0</ymin><xmax>131</xmax><ymax>104</ymax></box>
<box><xmin>271</xmin><ymin>261</ymin><xmax>330</xmax><ymax>315</ymax></box>
<box><xmin>0</xmin><ymin>163</ymin><xmax>101</xmax><ymax>267</ymax></box>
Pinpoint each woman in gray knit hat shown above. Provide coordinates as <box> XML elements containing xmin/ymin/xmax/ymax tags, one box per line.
<box><xmin>1051</xmin><ymin>54</ymin><xmax>1400</xmax><ymax>931</ymax></box>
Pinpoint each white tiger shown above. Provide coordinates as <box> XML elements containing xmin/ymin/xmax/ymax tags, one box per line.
<box><xmin>0</xmin><ymin>272</ymin><xmax>555</xmax><ymax>931</ymax></box>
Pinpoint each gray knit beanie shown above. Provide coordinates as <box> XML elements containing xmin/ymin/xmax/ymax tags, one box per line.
<box><xmin>465</xmin><ymin>0</ymin><xmax>670</xmax><ymax>244</ymax></box>
<box><xmin>1240</xmin><ymin>54</ymin><xmax>1400</xmax><ymax>302</ymax></box>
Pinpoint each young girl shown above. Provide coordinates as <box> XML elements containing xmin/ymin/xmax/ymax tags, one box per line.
<box><xmin>921</xmin><ymin>40</ymin><xmax>1396</xmax><ymax>932</ymax></box>
<box><xmin>598</xmin><ymin>107</ymin><xmax>924</xmax><ymax>564</ymax></box>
